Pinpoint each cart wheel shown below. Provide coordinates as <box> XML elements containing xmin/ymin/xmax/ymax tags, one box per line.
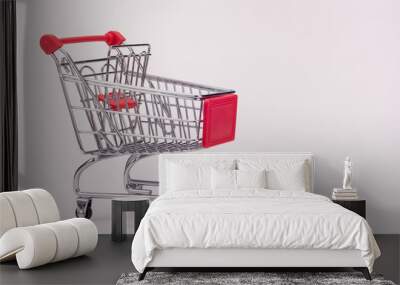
<box><xmin>75</xmin><ymin>198</ymin><xmax>93</xmax><ymax>219</ymax></box>
<box><xmin>75</xmin><ymin>206</ymin><xmax>92</xmax><ymax>219</ymax></box>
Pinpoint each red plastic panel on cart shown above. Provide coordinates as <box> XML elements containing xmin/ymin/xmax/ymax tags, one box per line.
<box><xmin>202</xmin><ymin>93</ymin><xmax>237</xmax><ymax>148</ymax></box>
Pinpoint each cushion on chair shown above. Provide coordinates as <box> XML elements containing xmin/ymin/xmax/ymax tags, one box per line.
<box><xmin>1</xmin><ymin>191</ymin><xmax>40</xmax><ymax>227</ymax></box>
<box><xmin>42</xmin><ymin>221</ymin><xmax>79</xmax><ymax>262</ymax></box>
<box><xmin>0</xmin><ymin>189</ymin><xmax>60</xmax><ymax>237</ymax></box>
<box><xmin>0</xmin><ymin>226</ymin><xmax>57</xmax><ymax>268</ymax></box>
<box><xmin>0</xmin><ymin>196</ymin><xmax>17</xmax><ymax>237</ymax></box>
<box><xmin>0</xmin><ymin>218</ymin><xmax>98</xmax><ymax>269</ymax></box>
<box><xmin>23</xmin><ymin>189</ymin><xmax>60</xmax><ymax>223</ymax></box>
<box><xmin>64</xmin><ymin>218</ymin><xmax>98</xmax><ymax>257</ymax></box>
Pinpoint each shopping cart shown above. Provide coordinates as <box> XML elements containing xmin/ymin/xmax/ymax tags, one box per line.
<box><xmin>40</xmin><ymin>31</ymin><xmax>238</xmax><ymax>218</ymax></box>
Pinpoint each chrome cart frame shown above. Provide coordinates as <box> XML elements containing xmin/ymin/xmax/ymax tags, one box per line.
<box><xmin>40</xmin><ymin>31</ymin><xmax>237</xmax><ymax>218</ymax></box>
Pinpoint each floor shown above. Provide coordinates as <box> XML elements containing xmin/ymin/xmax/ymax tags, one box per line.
<box><xmin>0</xmin><ymin>235</ymin><xmax>398</xmax><ymax>285</ymax></box>
<box><xmin>0</xmin><ymin>235</ymin><xmax>133</xmax><ymax>285</ymax></box>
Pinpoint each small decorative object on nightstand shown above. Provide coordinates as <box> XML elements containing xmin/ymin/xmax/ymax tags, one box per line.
<box><xmin>332</xmin><ymin>188</ymin><xmax>358</xmax><ymax>200</ymax></box>
<box><xmin>332</xmin><ymin>156</ymin><xmax>366</xmax><ymax>217</ymax></box>
<box><xmin>342</xmin><ymin>156</ymin><xmax>353</xmax><ymax>190</ymax></box>
<box><xmin>112</xmin><ymin>197</ymin><xmax>150</xmax><ymax>242</ymax></box>
<box><xmin>332</xmin><ymin>156</ymin><xmax>359</xmax><ymax>200</ymax></box>
<box><xmin>332</xmin><ymin>199</ymin><xmax>366</xmax><ymax>219</ymax></box>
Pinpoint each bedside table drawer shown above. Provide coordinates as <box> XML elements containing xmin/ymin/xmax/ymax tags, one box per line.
<box><xmin>333</xmin><ymin>200</ymin><xmax>366</xmax><ymax>219</ymax></box>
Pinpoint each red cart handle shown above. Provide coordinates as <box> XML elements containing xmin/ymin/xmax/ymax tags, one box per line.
<box><xmin>40</xmin><ymin>31</ymin><xmax>126</xmax><ymax>54</ymax></box>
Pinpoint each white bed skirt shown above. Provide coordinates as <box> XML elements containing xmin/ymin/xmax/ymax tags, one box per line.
<box><xmin>148</xmin><ymin>248</ymin><xmax>366</xmax><ymax>268</ymax></box>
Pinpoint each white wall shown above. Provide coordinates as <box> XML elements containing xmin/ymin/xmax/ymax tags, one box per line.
<box><xmin>17</xmin><ymin>0</ymin><xmax>400</xmax><ymax>234</ymax></box>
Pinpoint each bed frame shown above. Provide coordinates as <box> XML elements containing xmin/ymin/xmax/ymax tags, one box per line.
<box><xmin>141</xmin><ymin>248</ymin><xmax>370</xmax><ymax>280</ymax></box>
<box><xmin>139</xmin><ymin>152</ymin><xmax>372</xmax><ymax>281</ymax></box>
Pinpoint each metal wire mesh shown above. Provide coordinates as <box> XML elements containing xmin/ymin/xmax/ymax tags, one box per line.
<box><xmin>51</xmin><ymin>44</ymin><xmax>231</xmax><ymax>155</ymax></box>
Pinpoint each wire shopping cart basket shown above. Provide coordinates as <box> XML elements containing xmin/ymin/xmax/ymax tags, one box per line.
<box><xmin>40</xmin><ymin>31</ymin><xmax>238</xmax><ymax>218</ymax></box>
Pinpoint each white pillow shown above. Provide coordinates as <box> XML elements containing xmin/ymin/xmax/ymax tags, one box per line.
<box><xmin>211</xmin><ymin>168</ymin><xmax>268</xmax><ymax>190</ymax></box>
<box><xmin>166</xmin><ymin>159</ymin><xmax>236</xmax><ymax>192</ymax></box>
<box><xmin>238</xmin><ymin>159</ymin><xmax>308</xmax><ymax>191</ymax></box>
<box><xmin>211</xmin><ymin>168</ymin><xmax>236</xmax><ymax>190</ymax></box>
<box><xmin>236</xmin><ymin>169</ymin><xmax>267</xmax><ymax>189</ymax></box>
<box><xmin>167</xmin><ymin>162</ymin><xmax>210</xmax><ymax>191</ymax></box>
<box><xmin>266</xmin><ymin>163</ymin><xmax>306</xmax><ymax>191</ymax></box>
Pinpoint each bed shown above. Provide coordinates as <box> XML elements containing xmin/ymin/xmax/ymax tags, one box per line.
<box><xmin>131</xmin><ymin>152</ymin><xmax>380</xmax><ymax>280</ymax></box>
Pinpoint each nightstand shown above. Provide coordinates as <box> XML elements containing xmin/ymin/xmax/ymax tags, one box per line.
<box><xmin>332</xmin><ymin>199</ymin><xmax>366</xmax><ymax>219</ymax></box>
<box><xmin>111</xmin><ymin>197</ymin><xmax>150</xmax><ymax>242</ymax></box>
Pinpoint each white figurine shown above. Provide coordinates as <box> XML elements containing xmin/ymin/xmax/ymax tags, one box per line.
<box><xmin>342</xmin><ymin>156</ymin><xmax>353</xmax><ymax>190</ymax></box>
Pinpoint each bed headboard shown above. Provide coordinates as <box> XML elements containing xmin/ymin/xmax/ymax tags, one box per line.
<box><xmin>159</xmin><ymin>152</ymin><xmax>314</xmax><ymax>194</ymax></box>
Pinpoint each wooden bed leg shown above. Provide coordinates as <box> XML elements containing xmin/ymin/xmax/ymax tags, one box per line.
<box><xmin>362</xmin><ymin>268</ymin><xmax>372</xmax><ymax>281</ymax></box>
<box><xmin>138</xmin><ymin>268</ymin><xmax>148</xmax><ymax>281</ymax></box>
<box><xmin>354</xmin><ymin>267</ymin><xmax>372</xmax><ymax>280</ymax></box>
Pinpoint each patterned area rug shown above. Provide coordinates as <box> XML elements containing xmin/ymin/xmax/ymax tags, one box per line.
<box><xmin>116</xmin><ymin>272</ymin><xmax>396</xmax><ymax>285</ymax></box>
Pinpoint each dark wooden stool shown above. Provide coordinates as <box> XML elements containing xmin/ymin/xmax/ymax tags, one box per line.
<box><xmin>112</xmin><ymin>197</ymin><xmax>150</xmax><ymax>242</ymax></box>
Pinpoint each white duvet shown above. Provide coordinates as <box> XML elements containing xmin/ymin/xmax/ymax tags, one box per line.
<box><xmin>131</xmin><ymin>190</ymin><xmax>380</xmax><ymax>273</ymax></box>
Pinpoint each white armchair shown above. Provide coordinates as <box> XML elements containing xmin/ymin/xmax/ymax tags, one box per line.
<box><xmin>0</xmin><ymin>189</ymin><xmax>98</xmax><ymax>269</ymax></box>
